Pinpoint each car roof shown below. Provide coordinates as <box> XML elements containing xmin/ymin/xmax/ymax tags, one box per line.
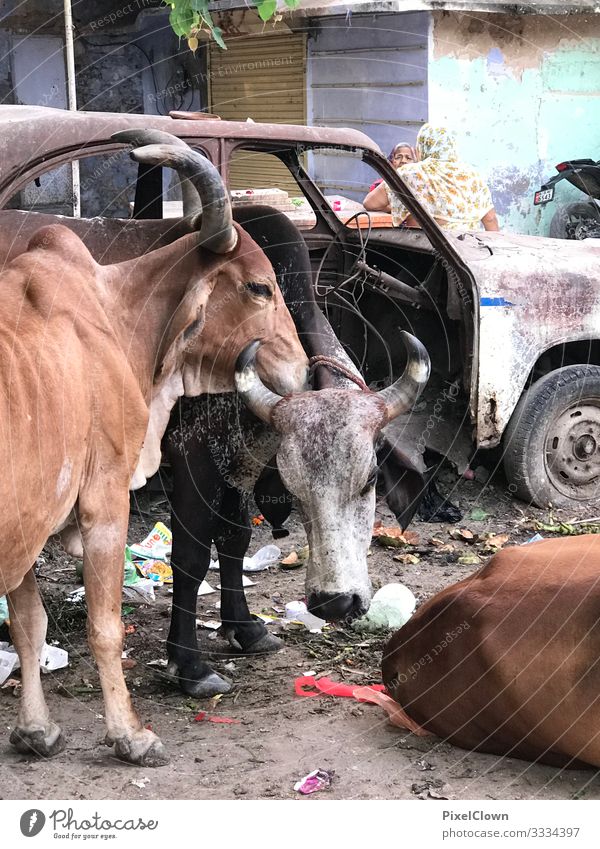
<box><xmin>0</xmin><ymin>105</ymin><xmax>381</xmax><ymax>182</ymax></box>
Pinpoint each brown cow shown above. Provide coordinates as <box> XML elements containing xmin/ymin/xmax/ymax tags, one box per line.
<box><xmin>383</xmin><ymin>535</ymin><xmax>600</xmax><ymax>768</ymax></box>
<box><xmin>1</xmin><ymin>138</ymin><xmax>307</xmax><ymax>767</ymax></box>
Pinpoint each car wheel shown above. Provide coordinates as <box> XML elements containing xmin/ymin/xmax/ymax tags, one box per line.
<box><xmin>503</xmin><ymin>365</ymin><xmax>600</xmax><ymax>508</ymax></box>
<box><xmin>549</xmin><ymin>202</ymin><xmax>600</xmax><ymax>240</ymax></box>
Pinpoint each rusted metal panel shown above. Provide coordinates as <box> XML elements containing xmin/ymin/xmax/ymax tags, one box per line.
<box><xmin>0</xmin><ymin>105</ymin><xmax>381</xmax><ymax>205</ymax></box>
<box><xmin>452</xmin><ymin>231</ymin><xmax>600</xmax><ymax>447</ymax></box>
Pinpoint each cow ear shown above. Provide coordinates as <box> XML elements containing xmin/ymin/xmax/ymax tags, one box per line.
<box><xmin>130</xmin><ymin>283</ymin><xmax>210</xmax><ymax>491</ymax></box>
<box><xmin>156</xmin><ymin>281</ymin><xmax>210</xmax><ymax>381</ymax></box>
<box><xmin>376</xmin><ymin>439</ymin><xmax>426</xmax><ymax>530</ymax></box>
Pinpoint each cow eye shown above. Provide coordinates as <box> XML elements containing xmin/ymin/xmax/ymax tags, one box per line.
<box><xmin>360</xmin><ymin>468</ymin><xmax>378</xmax><ymax>496</ymax></box>
<box><xmin>245</xmin><ymin>281</ymin><xmax>273</xmax><ymax>298</ymax></box>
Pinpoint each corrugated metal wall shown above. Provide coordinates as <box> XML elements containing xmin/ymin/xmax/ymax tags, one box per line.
<box><xmin>210</xmin><ymin>31</ymin><xmax>306</xmax><ymax>193</ymax></box>
<box><xmin>307</xmin><ymin>12</ymin><xmax>429</xmax><ymax>200</ymax></box>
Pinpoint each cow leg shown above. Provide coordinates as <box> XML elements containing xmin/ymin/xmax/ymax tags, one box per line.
<box><xmin>8</xmin><ymin>569</ymin><xmax>65</xmax><ymax>757</ymax></box>
<box><xmin>217</xmin><ymin>489</ymin><xmax>282</xmax><ymax>654</ymax></box>
<box><xmin>167</xmin><ymin>482</ymin><xmax>232</xmax><ymax>698</ymax></box>
<box><xmin>79</xmin><ymin>500</ymin><xmax>168</xmax><ymax>766</ymax></box>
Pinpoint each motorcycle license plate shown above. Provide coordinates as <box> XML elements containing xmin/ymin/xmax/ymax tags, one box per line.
<box><xmin>534</xmin><ymin>186</ymin><xmax>555</xmax><ymax>205</ymax></box>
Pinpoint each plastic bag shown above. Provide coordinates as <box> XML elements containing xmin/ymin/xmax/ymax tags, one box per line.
<box><xmin>0</xmin><ymin>595</ymin><xmax>8</xmax><ymax>627</ymax></box>
<box><xmin>353</xmin><ymin>583</ymin><xmax>416</xmax><ymax>632</ymax></box>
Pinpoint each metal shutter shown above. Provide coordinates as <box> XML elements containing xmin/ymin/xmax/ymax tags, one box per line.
<box><xmin>210</xmin><ymin>32</ymin><xmax>306</xmax><ymax>194</ymax></box>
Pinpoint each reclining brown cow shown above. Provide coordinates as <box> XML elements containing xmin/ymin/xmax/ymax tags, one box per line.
<box><xmin>383</xmin><ymin>534</ymin><xmax>600</xmax><ymax>768</ymax></box>
<box><xmin>0</xmin><ymin>137</ymin><xmax>307</xmax><ymax>767</ymax></box>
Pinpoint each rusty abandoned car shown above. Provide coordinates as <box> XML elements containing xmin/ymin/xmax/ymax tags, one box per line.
<box><xmin>3</xmin><ymin>106</ymin><xmax>600</xmax><ymax>510</ymax></box>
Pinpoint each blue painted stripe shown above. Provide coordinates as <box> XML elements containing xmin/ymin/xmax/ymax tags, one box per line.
<box><xmin>480</xmin><ymin>297</ymin><xmax>516</xmax><ymax>307</ymax></box>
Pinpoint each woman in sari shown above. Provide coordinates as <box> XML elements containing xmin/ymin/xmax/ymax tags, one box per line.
<box><xmin>369</xmin><ymin>142</ymin><xmax>417</xmax><ymax>190</ymax></box>
<box><xmin>364</xmin><ymin>124</ymin><xmax>499</xmax><ymax>231</ymax></box>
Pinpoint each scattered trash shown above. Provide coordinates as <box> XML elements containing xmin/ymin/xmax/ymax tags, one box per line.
<box><xmin>295</xmin><ymin>675</ymin><xmax>384</xmax><ymax>699</ymax></box>
<box><xmin>469</xmin><ymin>507</ymin><xmax>488</xmax><ymax>521</ymax></box>
<box><xmin>0</xmin><ymin>595</ymin><xmax>8</xmax><ymax>627</ymax></box>
<box><xmin>130</xmin><ymin>777</ymin><xmax>150</xmax><ymax>789</ymax></box>
<box><xmin>285</xmin><ymin>601</ymin><xmax>327</xmax><ymax>633</ymax></box>
<box><xmin>66</xmin><ymin>587</ymin><xmax>86</xmax><ymax>604</ymax></box>
<box><xmin>147</xmin><ymin>658</ymin><xmax>168</xmax><ymax>668</ymax></box>
<box><xmin>121</xmin><ymin>657</ymin><xmax>137</xmax><ymax>670</ymax></box>
<box><xmin>40</xmin><ymin>643</ymin><xmax>69</xmax><ymax>674</ymax></box>
<box><xmin>129</xmin><ymin>522</ymin><xmax>172</xmax><ymax>562</ymax></box>
<box><xmin>0</xmin><ymin>644</ymin><xmax>20</xmax><ymax>686</ymax></box>
<box><xmin>353</xmin><ymin>583</ymin><xmax>416</xmax><ymax>632</ymax></box>
<box><xmin>280</xmin><ymin>545</ymin><xmax>309</xmax><ymax>570</ymax></box>
<box><xmin>1</xmin><ymin>677</ymin><xmax>21</xmax><ymax>695</ymax></box>
<box><xmin>0</xmin><ymin>641</ymin><xmax>68</xmax><ymax>686</ymax></box>
<box><xmin>243</xmin><ymin>544</ymin><xmax>281</xmax><ymax>572</ymax></box>
<box><xmin>124</xmin><ymin>624</ymin><xmax>136</xmax><ymax>636</ymax></box>
<box><xmin>210</xmin><ymin>544</ymin><xmax>282</xmax><ymax>573</ymax></box>
<box><xmin>197</xmin><ymin>580</ymin><xmax>216</xmax><ymax>596</ymax></box>
<box><xmin>135</xmin><ymin>559</ymin><xmax>173</xmax><ymax>585</ymax></box>
<box><xmin>194</xmin><ymin>711</ymin><xmax>241</xmax><ymax>724</ymax></box>
<box><xmin>251</xmin><ymin>514</ymin><xmax>265</xmax><ymax>526</ymax></box>
<box><xmin>252</xmin><ymin>612</ymin><xmax>278</xmax><ymax>624</ymax></box>
<box><xmin>294</xmin><ymin>768</ymin><xmax>333</xmax><ymax>795</ymax></box>
<box><xmin>523</xmin><ymin>533</ymin><xmax>544</xmax><ymax>545</ymax></box>
<box><xmin>123</xmin><ymin>549</ymin><xmax>156</xmax><ymax>602</ymax></box>
<box><xmin>196</xmin><ymin>618</ymin><xmax>221</xmax><ymax>630</ymax></box>
<box><xmin>294</xmin><ymin>675</ymin><xmax>429</xmax><ymax>734</ymax></box>
<box><xmin>372</xmin><ymin>523</ymin><xmax>419</xmax><ymax>548</ymax></box>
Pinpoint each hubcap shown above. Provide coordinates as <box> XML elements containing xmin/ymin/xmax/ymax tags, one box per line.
<box><xmin>545</xmin><ymin>401</ymin><xmax>600</xmax><ymax>500</ymax></box>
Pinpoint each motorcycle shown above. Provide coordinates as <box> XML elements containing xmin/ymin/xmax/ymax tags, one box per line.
<box><xmin>534</xmin><ymin>158</ymin><xmax>600</xmax><ymax>240</ymax></box>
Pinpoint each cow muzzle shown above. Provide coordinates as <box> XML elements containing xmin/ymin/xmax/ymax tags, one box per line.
<box><xmin>307</xmin><ymin>591</ymin><xmax>368</xmax><ymax>623</ymax></box>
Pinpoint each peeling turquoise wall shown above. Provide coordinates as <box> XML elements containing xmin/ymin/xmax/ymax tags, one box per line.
<box><xmin>429</xmin><ymin>13</ymin><xmax>600</xmax><ymax>235</ymax></box>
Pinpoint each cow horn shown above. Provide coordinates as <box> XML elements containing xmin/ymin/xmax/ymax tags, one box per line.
<box><xmin>128</xmin><ymin>142</ymin><xmax>237</xmax><ymax>254</ymax></box>
<box><xmin>235</xmin><ymin>341</ymin><xmax>284</xmax><ymax>424</ymax></box>
<box><xmin>111</xmin><ymin>129</ymin><xmax>202</xmax><ymax>218</ymax></box>
<box><xmin>378</xmin><ymin>331</ymin><xmax>430</xmax><ymax>421</ymax></box>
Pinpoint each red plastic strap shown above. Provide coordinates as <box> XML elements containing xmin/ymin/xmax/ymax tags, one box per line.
<box><xmin>294</xmin><ymin>675</ymin><xmax>385</xmax><ymax>699</ymax></box>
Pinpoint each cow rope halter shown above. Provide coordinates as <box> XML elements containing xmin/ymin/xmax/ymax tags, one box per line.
<box><xmin>308</xmin><ymin>355</ymin><xmax>371</xmax><ymax>393</ymax></box>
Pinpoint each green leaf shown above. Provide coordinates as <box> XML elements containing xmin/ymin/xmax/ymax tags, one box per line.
<box><xmin>284</xmin><ymin>0</ymin><xmax>301</xmax><ymax>7</ymax></box>
<box><xmin>210</xmin><ymin>25</ymin><xmax>227</xmax><ymax>50</ymax></box>
<box><xmin>190</xmin><ymin>0</ymin><xmax>209</xmax><ymax>11</ymax></box>
<box><xmin>169</xmin><ymin>4</ymin><xmax>195</xmax><ymax>37</ymax></box>
<box><xmin>257</xmin><ymin>0</ymin><xmax>277</xmax><ymax>21</ymax></box>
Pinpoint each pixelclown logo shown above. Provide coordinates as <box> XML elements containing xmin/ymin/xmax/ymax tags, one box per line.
<box><xmin>20</xmin><ymin>809</ymin><xmax>46</xmax><ymax>837</ymax></box>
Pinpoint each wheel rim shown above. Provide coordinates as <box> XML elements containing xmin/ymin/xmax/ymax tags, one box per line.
<box><xmin>545</xmin><ymin>398</ymin><xmax>600</xmax><ymax>500</ymax></box>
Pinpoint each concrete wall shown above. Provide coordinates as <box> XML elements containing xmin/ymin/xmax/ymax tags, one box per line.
<box><xmin>429</xmin><ymin>11</ymin><xmax>600</xmax><ymax>234</ymax></box>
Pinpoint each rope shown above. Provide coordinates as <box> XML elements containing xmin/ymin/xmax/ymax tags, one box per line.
<box><xmin>308</xmin><ymin>355</ymin><xmax>371</xmax><ymax>393</ymax></box>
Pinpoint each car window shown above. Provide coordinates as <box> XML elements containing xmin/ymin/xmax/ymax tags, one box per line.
<box><xmin>227</xmin><ymin>147</ymin><xmax>317</xmax><ymax>231</ymax></box>
<box><xmin>304</xmin><ymin>146</ymin><xmax>396</xmax><ymax>227</ymax></box>
<box><xmin>6</xmin><ymin>149</ymin><xmax>184</xmax><ymax>219</ymax></box>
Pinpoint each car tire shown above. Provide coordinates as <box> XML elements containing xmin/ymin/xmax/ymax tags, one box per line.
<box><xmin>503</xmin><ymin>365</ymin><xmax>600</xmax><ymax>508</ymax></box>
<box><xmin>549</xmin><ymin>201</ymin><xmax>600</xmax><ymax>240</ymax></box>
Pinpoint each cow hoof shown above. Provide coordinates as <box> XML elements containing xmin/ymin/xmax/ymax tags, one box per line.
<box><xmin>241</xmin><ymin>632</ymin><xmax>283</xmax><ymax>654</ymax></box>
<box><xmin>10</xmin><ymin>723</ymin><xmax>66</xmax><ymax>758</ymax></box>
<box><xmin>112</xmin><ymin>730</ymin><xmax>169</xmax><ymax>767</ymax></box>
<box><xmin>180</xmin><ymin>670</ymin><xmax>232</xmax><ymax>698</ymax></box>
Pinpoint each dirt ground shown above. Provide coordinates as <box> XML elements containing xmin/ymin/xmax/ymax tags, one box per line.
<box><xmin>1</xmin><ymin>469</ymin><xmax>600</xmax><ymax>801</ymax></box>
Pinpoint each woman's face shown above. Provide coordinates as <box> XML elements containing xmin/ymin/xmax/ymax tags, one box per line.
<box><xmin>391</xmin><ymin>146</ymin><xmax>415</xmax><ymax>167</ymax></box>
